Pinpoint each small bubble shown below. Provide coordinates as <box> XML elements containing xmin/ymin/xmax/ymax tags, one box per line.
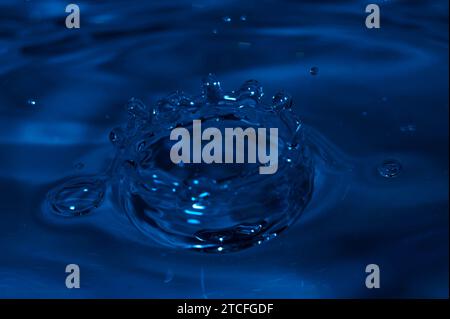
<box><xmin>378</xmin><ymin>159</ymin><xmax>402</xmax><ymax>178</ymax></box>
<box><xmin>309</xmin><ymin>66</ymin><xmax>319</xmax><ymax>76</ymax></box>
<box><xmin>240</xmin><ymin>15</ymin><xmax>247</xmax><ymax>21</ymax></box>
<box><xmin>223</xmin><ymin>16</ymin><xmax>231</xmax><ymax>23</ymax></box>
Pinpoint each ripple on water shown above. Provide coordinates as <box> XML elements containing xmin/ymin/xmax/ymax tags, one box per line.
<box><xmin>45</xmin><ymin>77</ymin><xmax>315</xmax><ymax>253</ymax></box>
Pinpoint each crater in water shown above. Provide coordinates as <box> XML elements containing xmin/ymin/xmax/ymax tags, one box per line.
<box><xmin>44</xmin><ymin>75</ymin><xmax>314</xmax><ymax>253</ymax></box>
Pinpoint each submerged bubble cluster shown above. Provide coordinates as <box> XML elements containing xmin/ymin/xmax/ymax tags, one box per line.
<box><xmin>45</xmin><ymin>75</ymin><xmax>314</xmax><ymax>253</ymax></box>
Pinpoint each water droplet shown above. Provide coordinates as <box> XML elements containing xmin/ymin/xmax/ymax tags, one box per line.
<box><xmin>154</xmin><ymin>91</ymin><xmax>191</xmax><ymax>127</ymax></box>
<box><xmin>378</xmin><ymin>159</ymin><xmax>402</xmax><ymax>178</ymax></box>
<box><xmin>235</xmin><ymin>223</ymin><xmax>262</xmax><ymax>235</ymax></box>
<box><xmin>272</xmin><ymin>91</ymin><xmax>293</xmax><ymax>110</ymax></box>
<box><xmin>47</xmin><ymin>177</ymin><xmax>106</xmax><ymax>216</ymax></box>
<box><xmin>126</xmin><ymin>98</ymin><xmax>152</xmax><ymax>129</ymax></box>
<box><xmin>109</xmin><ymin>127</ymin><xmax>126</xmax><ymax>148</ymax></box>
<box><xmin>309</xmin><ymin>66</ymin><xmax>319</xmax><ymax>76</ymax></box>
<box><xmin>27</xmin><ymin>99</ymin><xmax>37</xmax><ymax>106</ymax></box>
<box><xmin>237</xmin><ymin>79</ymin><xmax>264</xmax><ymax>101</ymax></box>
<box><xmin>202</xmin><ymin>73</ymin><xmax>223</xmax><ymax>102</ymax></box>
<box><xmin>127</xmin><ymin>97</ymin><xmax>148</xmax><ymax>118</ymax></box>
<box><xmin>223</xmin><ymin>16</ymin><xmax>231</xmax><ymax>23</ymax></box>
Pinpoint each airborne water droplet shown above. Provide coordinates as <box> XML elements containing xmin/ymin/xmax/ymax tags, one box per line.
<box><xmin>47</xmin><ymin>177</ymin><xmax>107</xmax><ymax>216</ymax></box>
<box><xmin>378</xmin><ymin>159</ymin><xmax>402</xmax><ymax>178</ymax></box>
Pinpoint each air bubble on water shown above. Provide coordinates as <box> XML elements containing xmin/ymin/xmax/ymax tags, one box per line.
<box><xmin>378</xmin><ymin>159</ymin><xmax>402</xmax><ymax>178</ymax></box>
<box><xmin>309</xmin><ymin>66</ymin><xmax>319</xmax><ymax>76</ymax></box>
<box><xmin>47</xmin><ymin>176</ymin><xmax>107</xmax><ymax>217</ymax></box>
<box><xmin>272</xmin><ymin>91</ymin><xmax>293</xmax><ymax>110</ymax></box>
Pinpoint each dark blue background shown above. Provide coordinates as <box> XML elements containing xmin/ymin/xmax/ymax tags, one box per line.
<box><xmin>0</xmin><ymin>0</ymin><xmax>448</xmax><ymax>298</ymax></box>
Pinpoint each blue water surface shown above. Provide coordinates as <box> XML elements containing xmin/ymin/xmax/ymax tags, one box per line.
<box><xmin>0</xmin><ymin>0</ymin><xmax>448</xmax><ymax>298</ymax></box>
